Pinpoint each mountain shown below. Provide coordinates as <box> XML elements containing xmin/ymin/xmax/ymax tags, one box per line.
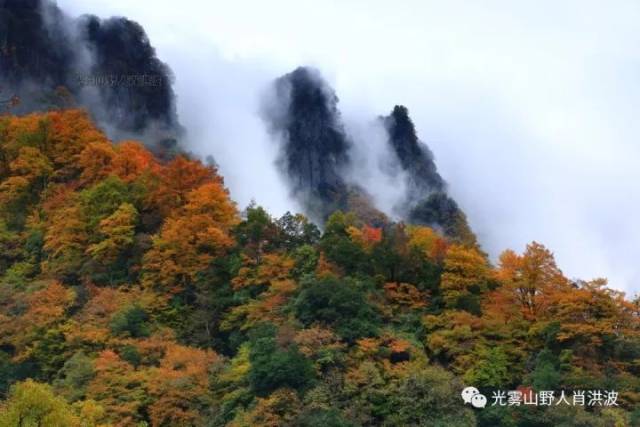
<box><xmin>0</xmin><ymin>0</ymin><xmax>181</xmax><ymax>145</ymax></box>
<box><xmin>1</xmin><ymin>0</ymin><xmax>475</xmax><ymax>242</ymax></box>
<box><xmin>383</xmin><ymin>105</ymin><xmax>446</xmax><ymax>195</ymax></box>
<box><xmin>263</xmin><ymin>67</ymin><xmax>476</xmax><ymax>244</ymax></box>
<box><xmin>1</xmin><ymin>4</ymin><xmax>639</xmax><ymax>426</ymax></box>
<box><xmin>383</xmin><ymin>105</ymin><xmax>477</xmax><ymax>246</ymax></box>
<box><xmin>262</xmin><ymin>67</ymin><xmax>352</xmax><ymax>220</ymax></box>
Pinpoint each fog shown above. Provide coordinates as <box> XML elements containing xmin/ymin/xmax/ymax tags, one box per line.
<box><xmin>165</xmin><ymin>49</ymin><xmax>299</xmax><ymax>216</ymax></box>
<box><xmin>56</xmin><ymin>0</ymin><xmax>640</xmax><ymax>294</ymax></box>
<box><xmin>342</xmin><ymin>115</ymin><xmax>408</xmax><ymax>220</ymax></box>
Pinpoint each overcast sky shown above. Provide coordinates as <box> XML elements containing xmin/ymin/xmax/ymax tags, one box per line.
<box><xmin>57</xmin><ymin>0</ymin><xmax>640</xmax><ymax>294</ymax></box>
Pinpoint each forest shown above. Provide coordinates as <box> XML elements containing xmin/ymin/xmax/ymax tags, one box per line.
<box><xmin>0</xmin><ymin>110</ymin><xmax>639</xmax><ymax>426</ymax></box>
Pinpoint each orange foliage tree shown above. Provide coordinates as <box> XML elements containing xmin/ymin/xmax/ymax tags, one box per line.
<box><xmin>87</xmin><ymin>350</ymin><xmax>147</xmax><ymax>425</ymax></box>
<box><xmin>147</xmin><ymin>344</ymin><xmax>219</xmax><ymax>426</ymax></box>
<box><xmin>142</xmin><ymin>181</ymin><xmax>238</xmax><ymax>294</ymax></box>
<box><xmin>496</xmin><ymin>242</ymin><xmax>569</xmax><ymax>319</ymax></box>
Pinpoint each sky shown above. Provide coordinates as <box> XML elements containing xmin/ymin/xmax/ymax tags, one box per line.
<box><xmin>57</xmin><ymin>0</ymin><xmax>640</xmax><ymax>294</ymax></box>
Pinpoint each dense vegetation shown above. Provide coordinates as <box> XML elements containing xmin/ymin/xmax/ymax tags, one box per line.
<box><xmin>0</xmin><ymin>110</ymin><xmax>639</xmax><ymax>426</ymax></box>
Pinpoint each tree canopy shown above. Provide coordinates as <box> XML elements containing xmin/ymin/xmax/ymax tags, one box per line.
<box><xmin>0</xmin><ymin>111</ymin><xmax>638</xmax><ymax>426</ymax></box>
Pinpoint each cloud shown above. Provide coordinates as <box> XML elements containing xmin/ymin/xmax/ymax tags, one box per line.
<box><xmin>164</xmin><ymin>46</ymin><xmax>299</xmax><ymax>217</ymax></box>
<box><xmin>342</xmin><ymin>114</ymin><xmax>408</xmax><ymax>220</ymax></box>
<box><xmin>57</xmin><ymin>0</ymin><xmax>640</xmax><ymax>293</ymax></box>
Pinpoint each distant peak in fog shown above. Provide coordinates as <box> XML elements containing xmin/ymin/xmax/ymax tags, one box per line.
<box><xmin>260</xmin><ymin>66</ymin><xmax>478</xmax><ymax>245</ymax></box>
<box><xmin>0</xmin><ymin>0</ymin><xmax>182</xmax><ymax>148</ymax></box>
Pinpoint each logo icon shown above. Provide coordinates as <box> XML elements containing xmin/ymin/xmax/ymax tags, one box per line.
<box><xmin>461</xmin><ymin>386</ymin><xmax>487</xmax><ymax>409</ymax></box>
<box><xmin>471</xmin><ymin>393</ymin><xmax>487</xmax><ymax>408</ymax></box>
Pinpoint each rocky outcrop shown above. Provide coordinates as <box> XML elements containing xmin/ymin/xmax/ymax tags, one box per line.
<box><xmin>263</xmin><ymin>67</ymin><xmax>353</xmax><ymax>220</ymax></box>
<box><xmin>383</xmin><ymin>105</ymin><xmax>477</xmax><ymax>245</ymax></box>
<box><xmin>0</xmin><ymin>0</ymin><xmax>181</xmax><ymax>143</ymax></box>
<box><xmin>383</xmin><ymin>105</ymin><xmax>445</xmax><ymax>195</ymax></box>
<box><xmin>263</xmin><ymin>67</ymin><xmax>477</xmax><ymax>244</ymax></box>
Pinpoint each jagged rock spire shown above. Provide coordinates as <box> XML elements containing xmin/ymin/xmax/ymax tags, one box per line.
<box><xmin>263</xmin><ymin>67</ymin><xmax>352</xmax><ymax>220</ymax></box>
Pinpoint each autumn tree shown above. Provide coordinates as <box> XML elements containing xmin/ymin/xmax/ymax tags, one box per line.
<box><xmin>78</xmin><ymin>141</ymin><xmax>116</xmax><ymax>185</ymax></box>
<box><xmin>496</xmin><ymin>242</ymin><xmax>569</xmax><ymax>319</ymax></box>
<box><xmin>440</xmin><ymin>244</ymin><xmax>490</xmax><ymax>313</ymax></box>
<box><xmin>407</xmin><ymin>225</ymin><xmax>448</xmax><ymax>263</ymax></box>
<box><xmin>8</xmin><ymin>146</ymin><xmax>52</xmax><ymax>191</ymax></box>
<box><xmin>347</xmin><ymin>224</ymin><xmax>382</xmax><ymax>253</ymax></box>
<box><xmin>544</xmin><ymin>278</ymin><xmax>640</xmax><ymax>364</ymax></box>
<box><xmin>147</xmin><ymin>344</ymin><xmax>219</xmax><ymax>426</ymax></box>
<box><xmin>223</xmin><ymin>254</ymin><xmax>296</xmax><ymax>332</ymax></box>
<box><xmin>1</xmin><ymin>109</ymin><xmax>639</xmax><ymax>427</ymax></box>
<box><xmin>423</xmin><ymin>310</ymin><xmax>483</xmax><ymax>372</ymax></box>
<box><xmin>143</xmin><ymin>181</ymin><xmax>238</xmax><ymax>294</ymax></box>
<box><xmin>147</xmin><ymin>154</ymin><xmax>216</xmax><ymax>217</ymax></box>
<box><xmin>0</xmin><ymin>380</ymin><xmax>81</xmax><ymax>427</ymax></box>
<box><xmin>42</xmin><ymin>199</ymin><xmax>88</xmax><ymax>278</ymax></box>
<box><xmin>47</xmin><ymin>110</ymin><xmax>109</xmax><ymax>181</ymax></box>
<box><xmin>86</xmin><ymin>202</ymin><xmax>138</xmax><ymax>283</ymax></box>
<box><xmin>87</xmin><ymin>350</ymin><xmax>147</xmax><ymax>425</ymax></box>
<box><xmin>230</xmin><ymin>388</ymin><xmax>303</xmax><ymax>427</ymax></box>
<box><xmin>111</xmin><ymin>141</ymin><xmax>157</xmax><ymax>183</ymax></box>
<box><xmin>89</xmin><ymin>203</ymin><xmax>138</xmax><ymax>260</ymax></box>
<box><xmin>383</xmin><ymin>282</ymin><xmax>427</xmax><ymax>312</ymax></box>
<box><xmin>23</xmin><ymin>282</ymin><xmax>76</xmax><ymax>328</ymax></box>
<box><xmin>5</xmin><ymin>282</ymin><xmax>77</xmax><ymax>377</ymax></box>
<box><xmin>0</xmin><ymin>146</ymin><xmax>53</xmax><ymax>225</ymax></box>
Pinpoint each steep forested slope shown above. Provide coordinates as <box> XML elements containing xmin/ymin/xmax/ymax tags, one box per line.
<box><xmin>0</xmin><ymin>111</ymin><xmax>639</xmax><ymax>426</ymax></box>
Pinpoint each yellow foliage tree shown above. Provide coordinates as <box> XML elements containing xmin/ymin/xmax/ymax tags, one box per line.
<box><xmin>440</xmin><ymin>245</ymin><xmax>489</xmax><ymax>309</ymax></box>
<box><xmin>87</xmin><ymin>202</ymin><xmax>138</xmax><ymax>265</ymax></box>
<box><xmin>0</xmin><ymin>380</ymin><xmax>81</xmax><ymax>427</ymax></box>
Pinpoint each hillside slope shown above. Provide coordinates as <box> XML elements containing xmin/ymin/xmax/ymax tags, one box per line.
<box><xmin>0</xmin><ymin>111</ymin><xmax>639</xmax><ymax>426</ymax></box>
